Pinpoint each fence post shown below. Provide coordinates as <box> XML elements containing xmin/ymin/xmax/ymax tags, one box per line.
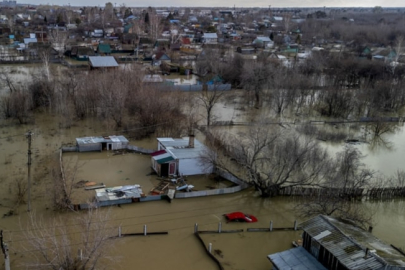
<box><xmin>1</xmin><ymin>230</ymin><xmax>10</xmax><ymax>270</ymax></box>
<box><xmin>118</xmin><ymin>226</ymin><xmax>122</xmax><ymax>238</ymax></box>
<box><xmin>78</xmin><ymin>249</ymin><xmax>83</xmax><ymax>261</ymax></box>
<box><xmin>3</xmin><ymin>243</ymin><xmax>10</xmax><ymax>270</ymax></box>
<box><xmin>143</xmin><ymin>225</ymin><xmax>147</xmax><ymax>236</ymax></box>
<box><xmin>270</xmin><ymin>221</ymin><xmax>273</xmax><ymax>232</ymax></box>
<box><xmin>208</xmin><ymin>243</ymin><xmax>212</xmax><ymax>253</ymax></box>
<box><xmin>294</xmin><ymin>220</ymin><xmax>297</xmax><ymax>231</ymax></box>
<box><xmin>218</xmin><ymin>222</ymin><xmax>222</xmax><ymax>233</ymax></box>
<box><xmin>194</xmin><ymin>223</ymin><xmax>198</xmax><ymax>234</ymax></box>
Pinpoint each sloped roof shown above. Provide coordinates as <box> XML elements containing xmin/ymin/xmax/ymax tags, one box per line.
<box><xmin>268</xmin><ymin>247</ymin><xmax>327</xmax><ymax>270</ymax></box>
<box><xmin>255</xmin><ymin>36</ymin><xmax>272</xmax><ymax>42</ymax></box>
<box><xmin>300</xmin><ymin>215</ymin><xmax>405</xmax><ymax>269</ymax></box>
<box><xmin>154</xmin><ymin>52</ymin><xmax>170</xmax><ymax>60</ymax></box>
<box><xmin>89</xmin><ymin>56</ymin><xmax>118</xmax><ymax>68</ymax></box>
<box><xmin>157</xmin><ymin>137</ymin><xmax>207</xmax><ymax>160</ymax></box>
<box><xmin>98</xmin><ymin>43</ymin><xmax>111</xmax><ymax>53</ymax></box>
<box><xmin>152</xmin><ymin>150</ymin><xmax>175</xmax><ymax>164</ymax></box>
<box><xmin>203</xmin><ymin>33</ymin><xmax>218</xmax><ymax>39</ymax></box>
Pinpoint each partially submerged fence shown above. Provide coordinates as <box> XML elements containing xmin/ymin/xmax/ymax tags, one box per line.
<box><xmin>278</xmin><ymin>186</ymin><xmax>405</xmax><ymax>200</ymax></box>
<box><xmin>61</xmin><ymin>144</ymin><xmax>154</xmax><ymax>154</ymax></box>
<box><xmin>174</xmin><ymin>168</ymin><xmax>250</xmax><ymax>199</ymax></box>
<box><xmin>126</xmin><ymin>144</ymin><xmax>154</xmax><ymax>154</ymax></box>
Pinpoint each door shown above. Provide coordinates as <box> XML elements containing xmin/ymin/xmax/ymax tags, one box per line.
<box><xmin>169</xmin><ymin>162</ymin><xmax>176</xmax><ymax>176</ymax></box>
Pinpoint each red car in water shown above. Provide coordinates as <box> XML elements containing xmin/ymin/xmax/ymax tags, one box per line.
<box><xmin>224</xmin><ymin>212</ymin><xmax>258</xmax><ymax>223</ymax></box>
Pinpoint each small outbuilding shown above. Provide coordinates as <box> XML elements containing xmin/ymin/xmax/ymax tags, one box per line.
<box><xmin>88</xmin><ymin>56</ymin><xmax>118</xmax><ymax>69</ymax></box>
<box><xmin>76</xmin><ymin>135</ymin><xmax>129</xmax><ymax>152</ymax></box>
<box><xmin>151</xmin><ymin>136</ymin><xmax>212</xmax><ymax>177</ymax></box>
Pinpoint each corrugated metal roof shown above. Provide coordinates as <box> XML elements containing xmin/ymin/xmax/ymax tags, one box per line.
<box><xmin>300</xmin><ymin>215</ymin><xmax>405</xmax><ymax>269</ymax></box>
<box><xmin>89</xmin><ymin>56</ymin><xmax>118</xmax><ymax>67</ymax></box>
<box><xmin>76</xmin><ymin>135</ymin><xmax>128</xmax><ymax>145</ymax></box>
<box><xmin>157</xmin><ymin>137</ymin><xmax>207</xmax><ymax>159</ymax></box>
<box><xmin>268</xmin><ymin>247</ymin><xmax>328</xmax><ymax>270</ymax></box>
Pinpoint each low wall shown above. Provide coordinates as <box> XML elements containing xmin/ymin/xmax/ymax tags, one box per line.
<box><xmin>61</xmin><ymin>146</ymin><xmax>78</xmax><ymax>152</ymax></box>
<box><xmin>127</xmin><ymin>145</ymin><xmax>155</xmax><ymax>154</ymax></box>
<box><xmin>174</xmin><ymin>168</ymin><xmax>250</xmax><ymax>199</ymax></box>
<box><xmin>168</xmin><ymin>84</ymin><xmax>232</xmax><ymax>92</ymax></box>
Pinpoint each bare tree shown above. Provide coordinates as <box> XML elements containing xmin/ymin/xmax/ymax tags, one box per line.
<box><xmin>196</xmin><ymin>84</ymin><xmax>225</xmax><ymax>127</ymax></box>
<box><xmin>52</xmin><ymin>157</ymin><xmax>80</xmax><ymax>211</ymax></box>
<box><xmin>214</xmin><ymin>125</ymin><xmax>330</xmax><ymax>197</ymax></box>
<box><xmin>47</xmin><ymin>28</ymin><xmax>69</xmax><ymax>59</ymax></box>
<box><xmin>241</xmin><ymin>61</ymin><xmax>272</xmax><ymax>108</ymax></box>
<box><xmin>0</xmin><ymin>88</ymin><xmax>32</xmax><ymax>124</ymax></box>
<box><xmin>295</xmin><ymin>146</ymin><xmax>375</xmax><ymax>229</ymax></box>
<box><xmin>22</xmin><ymin>208</ymin><xmax>116</xmax><ymax>270</ymax></box>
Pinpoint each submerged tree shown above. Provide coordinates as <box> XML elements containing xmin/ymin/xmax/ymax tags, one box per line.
<box><xmin>22</xmin><ymin>208</ymin><xmax>116</xmax><ymax>270</ymax></box>
<box><xmin>295</xmin><ymin>146</ymin><xmax>375</xmax><ymax>229</ymax></box>
<box><xmin>196</xmin><ymin>83</ymin><xmax>225</xmax><ymax>127</ymax></box>
<box><xmin>209</xmin><ymin>125</ymin><xmax>330</xmax><ymax>197</ymax></box>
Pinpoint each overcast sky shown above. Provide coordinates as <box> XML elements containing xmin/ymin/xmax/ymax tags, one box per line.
<box><xmin>21</xmin><ymin>0</ymin><xmax>405</xmax><ymax>8</ymax></box>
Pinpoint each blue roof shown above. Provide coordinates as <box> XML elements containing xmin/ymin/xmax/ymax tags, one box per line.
<box><xmin>268</xmin><ymin>247</ymin><xmax>327</xmax><ymax>270</ymax></box>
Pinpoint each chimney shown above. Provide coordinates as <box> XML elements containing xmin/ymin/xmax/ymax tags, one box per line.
<box><xmin>188</xmin><ymin>129</ymin><xmax>195</xmax><ymax>148</ymax></box>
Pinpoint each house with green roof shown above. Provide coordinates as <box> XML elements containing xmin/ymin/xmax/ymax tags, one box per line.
<box><xmin>97</xmin><ymin>43</ymin><xmax>111</xmax><ymax>55</ymax></box>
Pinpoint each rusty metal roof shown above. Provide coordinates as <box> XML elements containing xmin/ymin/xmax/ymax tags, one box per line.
<box><xmin>300</xmin><ymin>215</ymin><xmax>405</xmax><ymax>270</ymax></box>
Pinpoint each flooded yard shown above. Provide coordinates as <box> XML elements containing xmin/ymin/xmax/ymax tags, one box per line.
<box><xmin>0</xmin><ymin>64</ymin><xmax>405</xmax><ymax>269</ymax></box>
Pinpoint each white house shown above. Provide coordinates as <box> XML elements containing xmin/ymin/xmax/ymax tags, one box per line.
<box><xmin>202</xmin><ymin>33</ymin><xmax>218</xmax><ymax>44</ymax></box>
<box><xmin>151</xmin><ymin>136</ymin><xmax>212</xmax><ymax>177</ymax></box>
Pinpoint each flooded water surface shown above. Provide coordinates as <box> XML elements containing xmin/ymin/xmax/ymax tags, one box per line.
<box><xmin>1</xmin><ymin>65</ymin><xmax>405</xmax><ymax>269</ymax></box>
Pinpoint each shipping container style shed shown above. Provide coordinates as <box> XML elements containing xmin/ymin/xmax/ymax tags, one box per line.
<box><xmin>76</xmin><ymin>135</ymin><xmax>129</xmax><ymax>152</ymax></box>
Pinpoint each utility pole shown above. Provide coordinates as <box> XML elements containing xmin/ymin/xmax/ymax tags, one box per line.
<box><xmin>1</xmin><ymin>230</ymin><xmax>11</xmax><ymax>270</ymax></box>
<box><xmin>26</xmin><ymin>130</ymin><xmax>33</xmax><ymax>212</ymax></box>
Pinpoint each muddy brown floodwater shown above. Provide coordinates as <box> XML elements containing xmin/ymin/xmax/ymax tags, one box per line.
<box><xmin>0</xmin><ymin>71</ymin><xmax>405</xmax><ymax>269</ymax></box>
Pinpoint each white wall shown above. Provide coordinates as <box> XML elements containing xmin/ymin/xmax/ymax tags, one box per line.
<box><xmin>178</xmin><ymin>158</ymin><xmax>212</xmax><ymax>176</ymax></box>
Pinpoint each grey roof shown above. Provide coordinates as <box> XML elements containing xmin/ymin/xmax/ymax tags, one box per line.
<box><xmin>268</xmin><ymin>247</ymin><xmax>327</xmax><ymax>270</ymax></box>
<box><xmin>24</xmin><ymin>38</ymin><xmax>37</xmax><ymax>44</ymax></box>
<box><xmin>89</xmin><ymin>56</ymin><xmax>118</xmax><ymax>67</ymax></box>
<box><xmin>76</xmin><ymin>135</ymin><xmax>128</xmax><ymax>145</ymax></box>
<box><xmin>256</xmin><ymin>36</ymin><xmax>272</xmax><ymax>42</ymax></box>
<box><xmin>157</xmin><ymin>137</ymin><xmax>207</xmax><ymax>159</ymax></box>
<box><xmin>300</xmin><ymin>215</ymin><xmax>405</xmax><ymax>269</ymax></box>
<box><xmin>203</xmin><ymin>33</ymin><xmax>218</xmax><ymax>39</ymax></box>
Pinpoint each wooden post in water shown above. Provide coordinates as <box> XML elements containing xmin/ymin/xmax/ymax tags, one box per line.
<box><xmin>26</xmin><ymin>130</ymin><xmax>33</xmax><ymax>212</ymax></box>
<box><xmin>78</xmin><ymin>249</ymin><xmax>83</xmax><ymax>261</ymax></box>
<box><xmin>194</xmin><ymin>223</ymin><xmax>198</xmax><ymax>234</ymax></box>
<box><xmin>218</xmin><ymin>222</ymin><xmax>222</xmax><ymax>233</ymax></box>
<box><xmin>143</xmin><ymin>225</ymin><xmax>147</xmax><ymax>236</ymax></box>
<box><xmin>270</xmin><ymin>221</ymin><xmax>273</xmax><ymax>231</ymax></box>
<box><xmin>118</xmin><ymin>226</ymin><xmax>122</xmax><ymax>237</ymax></box>
<box><xmin>294</xmin><ymin>220</ymin><xmax>297</xmax><ymax>231</ymax></box>
<box><xmin>208</xmin><ymin>243</ymin><xmax>212</xmax><ymax>253</ymax></box>
<box><xmin>1</xmin><ymin>230</ymin><xmax>10</xmax><ymax>270</ymax></box>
